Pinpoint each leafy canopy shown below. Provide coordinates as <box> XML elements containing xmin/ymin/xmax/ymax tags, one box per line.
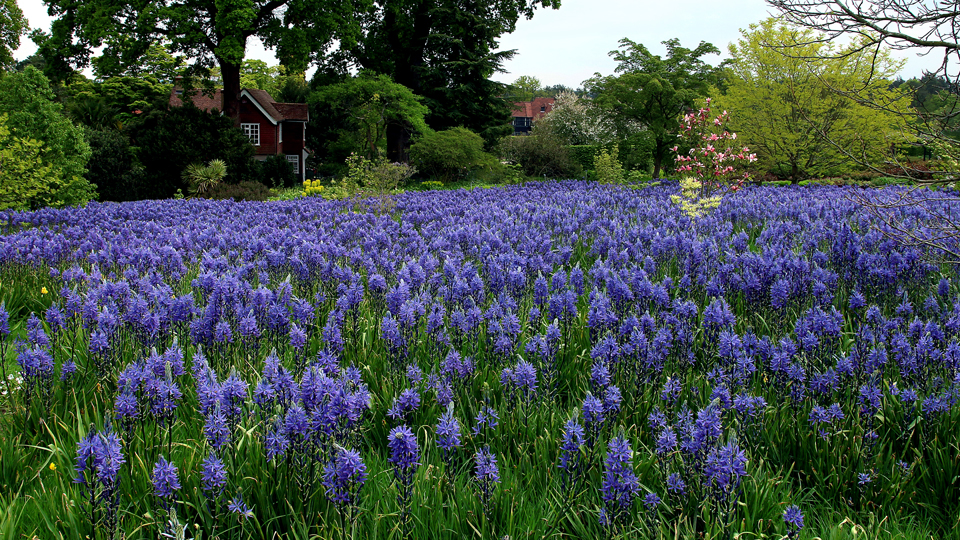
<box><xmin>37</xmin><ymin>0</ymin><xmax>367</xmax><ymax>118</ymax></box>
<box><xmin>0</xmin><ymin>67</ymin><xmax>95</xmax><ymax>207</ymax></box>
<box><xmin>0</xmin><ymin>115</ymin><xmax>60</xmax><ymax>210</ymax></box>
<box><xmin>310</xmin><ymin>72</ymin><xmax>430</xmax><ymax>162</ymax></box>
<box><xmin>717</xmin><ymin>17</ymin><xmax>909</xmax><ymax>181</ymax></box>
<box><xmin>586</xmin><ymin>38</ymin><xmax>723</xmax><ymax>179</ymax></box>
<box><xmin>0</xmin><ymin>0</ymin><xmax>27</xmax><ymax>70</ymax></box>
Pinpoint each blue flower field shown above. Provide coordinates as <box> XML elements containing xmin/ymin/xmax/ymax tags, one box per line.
<box><xmin>1</xmin><ymin>180</ymin><xmax>958</xmax><ymax>539</ymax></box>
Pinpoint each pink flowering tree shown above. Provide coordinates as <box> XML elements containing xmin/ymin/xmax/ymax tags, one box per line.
<box><xmin>672</xmin><ymin>99</ymin><xmax>757</xmax><ymax>200</ymax></box>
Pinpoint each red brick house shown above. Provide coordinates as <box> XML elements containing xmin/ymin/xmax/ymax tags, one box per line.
<box><xmin>170</xmin><ymin>85</ymin><xmax>310</xmax><ymax>181</ymax></box>
<box><xmin>510</xmin><ymin>97</ymin><xmax>555</xmax><ymax>135</ymax></box>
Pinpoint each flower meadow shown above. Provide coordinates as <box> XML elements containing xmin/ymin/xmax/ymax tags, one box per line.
<box><xmin>1</xmin><ymin>180</ymin><xmax>959</xmax><ymax>539</ymax></box>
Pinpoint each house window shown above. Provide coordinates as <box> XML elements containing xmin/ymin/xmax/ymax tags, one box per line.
<box><xmin>286</xmin><ymin>155</ymin><xmax>299</xmax><ymax>174</ymax></box>
<box><xmin>241</xmin><ymin>123</ymin><xmax>260</xmax><ymax>146</ymax></box>
<box><xmin>540</xmin><ymin>106</ymin><xmax>546</xmax><ymax>112</ymax></box>
<box><xmin>278</xmin><ymin>123</ymin><xmax>283</xmax><ymax>143</ymax></box>
<box><xmin>513</xmin><ymin>117</ymin><xmax>531</xmax><ymax>128</ymax></box>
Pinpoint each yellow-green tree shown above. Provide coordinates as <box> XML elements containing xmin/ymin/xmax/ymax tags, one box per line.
<box><xmin>0</xmin><ymin>115</ymin><xmax>61</xmax><ymax>210</ymax></box>
<box><xmin>718</xmin><ymin>18</ymin><xmax>909</xmax><ymax>182</ymax></box>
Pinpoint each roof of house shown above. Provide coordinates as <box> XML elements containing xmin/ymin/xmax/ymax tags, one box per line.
<box><xmin>169</xmin><ymin>88</ymin><xmax>223</xmax><ymax>112</ymax></box>
<box><xmin>511</xmin><ymin>97</ymin><xmax>555</xmax><ymax>119</ymax></box>
<box><xmin>169</xmin><ymin>86</ymin><xmax>308</xmax><ymax>122</ymax></box>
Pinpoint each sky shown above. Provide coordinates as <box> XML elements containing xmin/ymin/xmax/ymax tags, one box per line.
<box><xmin>15</xmin><ymin>0</ymin><xmax>946</xmax><ymax>87</ymax></box>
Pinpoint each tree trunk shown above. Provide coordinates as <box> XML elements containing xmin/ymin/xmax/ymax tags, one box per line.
<box><xmin>383</xmin><ymin>0</ymin><xmax>432</xmax><ymax>162</ymax></box>
<box><xmin>219</xmin><ymin>59</ymin><xmax>243</xmax><ymax>125</ymax></box>
<box><xmin>386</xmin><ymin>123</ymin><xmax>412</xmax><ymax>163</ymax></box>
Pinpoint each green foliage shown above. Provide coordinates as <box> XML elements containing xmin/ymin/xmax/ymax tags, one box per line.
<box><xmin>718</xmin><ymin>18</ymin><xmax>909</xmax><ymax>182</ymax></box>
<box><xmin>420</xmin><ymin>180</ymin><xmax>444</xmax><ymax>190</ymax></box>
<box><xmin>183</xmin><ymin>159</ymin><xmax>227</xmax><ymax>196</ymax></box>
<box><xmin>257</xmin><ymin>155</ymin><xmax>297</xmax><ymax>189</ymax></box>
<box><xmin>348</xmin><ymin>0</ymin><xmax>560</xmax><ymax>155</ymax></box>
<box><xmin>82</xmin><ymin>127</ymin><xmax>143</xmax><ymax>202</ymax></box>
<box><xmin>269</xmin><ymin>186</ymin><xmax>307</xmax><ymax>201</ymax></box>
<box><xmin>0</xmin><ymin>67</ymin><xmax>95</xmax><ymax>207</ymax></box>
<box><xmin>126</xmin><ymin>105</ymin><xmax>258</xmax><ymax>199</ymax></box>
<box><xmin>569</xmin><ymin>145</ymin><xmax>600</xmax><ymax>173</ymax></box>
<box><xmin>504</xmin><ymin>75</ymin><xmax>544</xmax><ymax>102</ymax></box>
<box><xmin>593</xmin><ymin>145</ymin><xmax>624</xmax><ymax>184</ymax></box>
<box><xmin>310</xmin><ymin>72</ymin><xmax>430</xmax><ymax>161</ymax></box>
<box><xmin>203</xmin><ymin>180</ymin><xmax>272</xmax><ymax>202</ymax></box>
<box><xmin>37</xmin><ymin>0</ymin><xmax>364</xmax><ymax>120</ymax></box>
<box><xmin>409</xmin><ymin>127</ymin><xmax>499</xmax><ymax>183</ymax></box>
<box><xmin>0</xmin><ymin>0</ymin><xmax>27</xmax><ymax>71</ymax></box>
<box><xmin>586</xmin><ymin>38</ymin><xmax>723</xmax><ymax>179</ymax></box>
<box><xmin>92</xmin><ymin>42</ymin><xmax>187</xmax><ymax>84</ymax></box>
<box><xmin>498</xmin><ymin>125</ymin><xmax>582</xmax><ymax>179</ymax></box>
<box><xmin>0</xmin><ymin>115</ymin><xmax>60</xmax><ymax>210</ymax></box>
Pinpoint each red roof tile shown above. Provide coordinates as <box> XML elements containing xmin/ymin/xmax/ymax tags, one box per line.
<box><xmin>274</xmin><ymin>102</ymin><xmax>309</xmax><ymax>121</ymax></box>
<box><xmin>510</xmin><ymin>97</ymin><xmax>555</xmax><ymax>119</ymax></box>
<box><xmin>169</xmin><ymin>86</ymin><xmax>307</xmax><ymax>122</ymax></box>
<box><xmin>169</xmin><ymin>88</ymin><xmax>223</xmax><ymax>112</ymax></box>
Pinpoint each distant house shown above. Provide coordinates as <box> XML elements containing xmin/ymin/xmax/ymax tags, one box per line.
<box><xmin>510</xmin><ymin>97</ymin><xmax>555</xmax><ymax>135</ymax></box>
<box><xmin>170</xmin><ymin>83</ymin><xmax>310</xmax><ymax>181</ymax></box>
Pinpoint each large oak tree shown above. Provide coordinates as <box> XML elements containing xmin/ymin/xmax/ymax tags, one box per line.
<box><xmin>345</xmin><ymin>0</ymin><xmax>560</xmax><ymax>160</ymax></box>
<box><xmin>36</xmin><ymin>0</ymin><xmax>368</xmax><ymax>121</ymax></box>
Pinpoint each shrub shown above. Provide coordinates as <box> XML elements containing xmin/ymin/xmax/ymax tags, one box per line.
<box><xmin>183</xmin><ymin>159</ymin><xmax>227</xmax><ymax>196</ymax></box>
<box><xmin>127</xmin><ymin>105</ymin><xmax>258</xmax><ymax>199</ymax></box>
<box><xmin>498</xmin><ymin>122</ymin><xmax>582</xmax><ymax>179</ymax></box>
<box><xmin>0</xmin><ymin>67</ymin><xmax>95</xmax><ymax>207</ymax></box>
<box><xmin>84</xmin><ymin>128</ymin><xmax>144</xmax><ymax>203</ymax></box>
<box><xmin>569</xmin><ymin>145</ymin><xmax>600</xmax><ymax>173</ymax></box>
<box><xmin>409</xmin><ymin>128</ymin><xmax>496</xmax><ymax>183</ymax></box>
<box><xmin>594</xmin><ymin>146</ymin><xmax>624</xmax><ymax>184</ymax></box>
<box><xmin>204</xmin><ymin>181</ymin><xmax>272</xmax><ymax>202</ymax></box>
<box><xmin>258</xmin><ymin>155</ymin><xmax>297</xmax><ymax>189</ymax></box>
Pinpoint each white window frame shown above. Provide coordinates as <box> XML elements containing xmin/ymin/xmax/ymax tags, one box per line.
<box><xmin>241</xmin><ymin>123</ymin><xmax>260</xmax><ymax>146</ymax></box>
<box><xmin>286</xmin><ymin>154</ymin><xmax>299</xmax><ymax>174</ymax></box>
<box><xmin>278</xmin><ymin>123</ymin><xmax>283</xmax><ymax>143</ymax></box>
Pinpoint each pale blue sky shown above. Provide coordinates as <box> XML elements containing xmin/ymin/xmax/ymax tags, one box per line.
<box><xmin>17</xmin><ymin>0</ymin><xmax>944</xmax><ymax>87</ymax></box>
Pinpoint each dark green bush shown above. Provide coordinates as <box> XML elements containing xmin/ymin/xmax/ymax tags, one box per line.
<box><xmin>498</xmin><ymin>133</ymin><xmax>581</xmax><ymax>179</ymax></box>
<box><xmin>126</xmin><ymin>105</ymin><xmax>258</xmax><ymax>199</ymax></box>
<box><xmin>203</xmin><ymin>181</ymin><xmax>272</xmax><ymax>202</ymax></box>
<box><xmin>258</xmin><ymin>155</ymin><xmax>297</xmax><ymax>189</ymax></box>
<box><xmin>408</xmin><ymin>127</ymin><xmax>498</xmax><ymax>183</ymax></box>
<box><xmin>569</xmin><ymin>145</ymin><xmax>599</xmax><ymax>173</ymax></box>
<box><xmin>84</xmin><ymin>128</ymin><xmax>144</xmax><ymax>202</ymax></box>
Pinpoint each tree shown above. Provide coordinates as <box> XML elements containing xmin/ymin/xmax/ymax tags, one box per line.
<box><xmin>505</xmin><ymin>75</ymin><xmax>543</xmax><ymax>101</ymax></box>
<box><xmin>766</xmin><ymin>0</ymin><xmax>960</xmax><ymax>164</ymax></box>
<box><xmin>0</xmin><ymin>66</ymin><xmax>95</xmax><ymax>206</ymax></box>
<box><xmin>0</xmin><ymin>115</ymin><xmax>60</xmax><ymax>210</ymax></box>
<box><xmin>83</xmin><ymin>127</ymin><xmax>142</xmax><ymax>202</ymax></box>
<box><xmin>36</xmin><ymin>0</ymin><xmax>368</xmax><ymax>122</ymax></box>
<box><xmin>585</xmin><ymin>38</ymin><xmax>723</xmax><ymax>179</ymax></box>
<box><xmin>718</xmin><ymin>18</ymin><xmax>908</xmax><ymax>181</ymax></box>
<box><xmin>0</xmin><ymin>0</ymin><xmax>26</xmax><ymax>71</ymax></box>
<box><xmin>767</xmin><ymin>0</ymin><xmax>960</xmax><ymax>264</ymax></box>
<box><xmin>309</xmin><ymin>72</ymin><xmax>430</xmax><ymax>163</ymax></box>
<box><xmin>344</xmin><ymin>0</ymin><xmax>560</xmax><ymax>160</ymax></box>
<box><xmin>534</xmin><ymin>91</ymin><xmax>615</xmax><ymax>146</ymax></box>
<box><xmin>93</xmin><ymin>42</ymin><xmax>186</xmax><ymax>84</ymax></box>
